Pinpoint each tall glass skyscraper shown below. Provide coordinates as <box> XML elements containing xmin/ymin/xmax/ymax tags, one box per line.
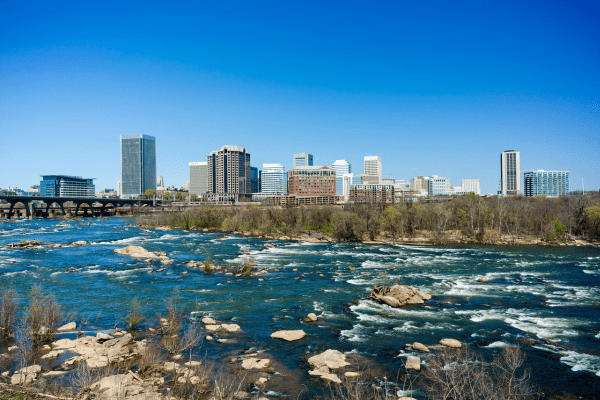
<box><xmin>500</xmin><ymin>150</ymin><xmax>520</xmax><ymax>196</ymax></box>
<box><xmin>260</xmin><ymin>164</ymin><xmax>288</xmax><ymax>195</ymax></box>
<box><xmin>332</xmin><ymin>160</ymin><xmax>351</xmax><ymax>196</ymax></box>
<box><xmin>524</xmin><ymin>170</ymin><xmax>569</xmax><ymax>197</ymax></box>
<box><xmin>120</xmin><ymin>134</ymin><xmax>156</xmax><ymax>198</ymax></box>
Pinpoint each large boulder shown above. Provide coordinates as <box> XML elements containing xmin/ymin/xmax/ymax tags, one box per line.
<box><xmin>368</xmin><ymin>285</ymin><xmax>432</xmax><ymax>307</ymax></box>
<box><xmin>270</xmin><ymin>330</ymin><xmax>306</xmax><ymax>341</ymax></box>
<box><xmin>114</xmin><ymin>245</ymin><xmax>160</xmax><ymax>259</ymax></box>
<box><xmin>412</xmin><ymin>342</ymin><xmax>430</xmax><ymax>353</ymax></box>
<box><xmin>308</xmin><ymin>349</ymin><xmax>350</xmax><ymax>370</ymax></box>
<box><xmin>241</xmin><ymin>358</ymin><xmax>271</xmax><ymax>370</ymax></box>
<box><xmin>440</xmin><ymin>338</ymin><xmax>462</xmax><ymax>348</ymax></box>
<box><xmin>57</xmin><ymin>321</ymin><xmax>76</xmax><ymax>332</ymax></box>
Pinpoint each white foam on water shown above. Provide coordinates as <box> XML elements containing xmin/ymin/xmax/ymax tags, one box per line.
<box><xmin>313</xmin><ymin>301</ymin><xmax>323</xmax><ymax>312</ymax></box>
<box><xmin>101</xmin><ymin>236</ymin><xmax>145</xmax><ymax>245</ymax></box>
<box><xmin>340</xmin><ymin>324</ymin><xmax>367</xmax><ymax>342</ymax></box>
<box><xmin>559</xmin><ymin>351</ymin><xmax>600</xmax><ymax>376</ymax></box>
<box><xmin>2</xmin><ymin>270</ymin><xmax>37</xmax><ymax>278</ymax></box>
<box><xmin>485</xmin><ymin>341</ymin><xmax>508</xmax><ymax>348</ymax></box>
<box><xmin>347</xmin><ymin>278</ymin><xmax>374</xmax><ymax>286</ymax></box>
<box><xmin>583</xmin><ymin>270</ymin><xmax>599</xmax><ymax>275</ymax></box>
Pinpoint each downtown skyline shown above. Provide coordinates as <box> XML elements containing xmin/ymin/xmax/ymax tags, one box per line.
<box><xmin>1</xmin><ymin>1</ymin><xmax>598</xmax><ymax>194</ymax></box>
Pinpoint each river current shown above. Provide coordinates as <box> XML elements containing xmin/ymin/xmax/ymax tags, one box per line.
<box><xmin>1</xmin><ymin>217</ymin><xmax>599</xmax><ymax>398</ymax></box>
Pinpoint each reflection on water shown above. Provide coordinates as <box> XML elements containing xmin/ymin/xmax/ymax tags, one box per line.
<box><xmin>0</xmin><ymin>217</ymin><xmax>599</xmax><ymax>397</ymax></box>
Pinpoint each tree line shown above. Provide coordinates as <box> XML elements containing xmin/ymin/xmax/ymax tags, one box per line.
<box><xmin>137</xmin><ymin>192</ymin><xmax>600</xmax><ymax>244</ymax></box>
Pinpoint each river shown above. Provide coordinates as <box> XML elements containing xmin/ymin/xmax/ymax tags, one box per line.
<box><xmin>1</xmin><ymin>217</ymin><xmax>599</xmax><ymax>398</ymax></box>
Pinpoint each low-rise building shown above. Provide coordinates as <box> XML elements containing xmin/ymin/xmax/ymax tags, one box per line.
<box><xmin>349</xmin><ymin>184</ymin><xmax>395</xmax><ymax>204</ymax></box>
<box><xmin>40</xmin><ymin>175</ymin><xmax>95</xmax><ymax>197</ymax></box>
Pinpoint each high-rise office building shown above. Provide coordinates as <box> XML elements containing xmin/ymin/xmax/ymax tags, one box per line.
<box><xmin>364</xmin><ymin>156</ymin><xmax>382</xmax><ymax>183</ymax></box>
<box><xmin>293</xmin><ymin>153</ymin><xmax>313</xmax><ymax>168</ymax></box>
<box><xmin>500</xmin><ymin>150</ymin><xmax>520</xmax><ymax>196</ymax></box>
<box><xmin>331</xmin><ymin>160</ymin><xmax>351</xmax><ymax>196</ymax></box>
<box><xmin>342</xmin><ymin>173</ymin><xmax>361</xmax><ymax>201</ymax></box>
<box><xmin>260</xmin><ymin>164</ymin><xmax>288</xmax><ymax>195</ymax></box>
<box><xmin>120</xmin><ymin>134</ymin><xmax>157</xmax><ymax>198</ymax></box>
<box><xmin>524</xmin><ymin>170</ymin><xmax>569</xmax><ymax>197</ymax></box>
<box><xmin>462</xmin><ymin>179</ymin><xmax>481</xmax><ymax>195</ymax></box>
<box><xmin>157</xmin><ymin>176</ymin><xmax>164</xmax><ymax>188</ymax></box>
<box><xmin>189</xmin><ymin>162</ymin><xmax>208</xmax><ymax>196</ymax></box>
<box><xmin>207</xmin><ymin>145</ymin><xmax>251</xmax><ymax>197</ymax></box>
<box><xmin>40</xmin><ymin>175</ymin><xmax>95</xmax><ymax>197</ymax></box>
<box><xmin>250</xmin><ymin>167</ymin><xmax>259</xmax><ymax>194</ymax></box>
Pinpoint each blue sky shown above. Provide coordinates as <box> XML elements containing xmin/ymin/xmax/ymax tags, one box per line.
<box><xmin>1</xmin><ymin>0</ymin><xmax>598</xmax><ymax>194</ymax></box>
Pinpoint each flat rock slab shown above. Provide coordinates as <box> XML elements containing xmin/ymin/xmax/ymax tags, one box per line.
<box><xmin>308</xmin><ymin>349</ymin><xmax>350</xmax><ymax>370</ymax></box>
<box><xmin>222</xmin><ymin>323</ymin><xmax>241</xmax><ymax>333</ymax></box>
<box><xmin>241</xmin><ymin>358</ymin><xmax>271</xmax><ymax>370</ymax></box>
<box><xmin>440</xmin><ymin>338</ymin><xmax>462</xmax><ymax>348</ymax></box>
<box><xmin>271</xmin><ymin>330</ymin><xmax>306</xmax><ymax>341</ymax></box>
<box><xmin>369</xmin><ymin>284</ymin><xmax>432</xmax><ymax>307</ymax></box>
<box><xmin>405</xmin><ymin>356</ymin><xmax>421</xmax><ymax>371</ymax></box>
<box><xmin>201</xmin><ymin>317</ymin><xmax>216</xmax><ymax>325</ymax></box>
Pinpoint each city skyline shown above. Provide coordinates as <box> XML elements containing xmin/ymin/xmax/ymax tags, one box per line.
<box><xmin>1</xmin><ymin>1</ymin><xmax>598</xmax><ymax>194</ymax></box>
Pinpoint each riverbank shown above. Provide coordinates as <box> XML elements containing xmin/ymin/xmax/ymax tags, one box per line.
<box><xmin>134</xmin><ymin>221</ymin><xmax>597</xmax><ymax>248</ymax></box>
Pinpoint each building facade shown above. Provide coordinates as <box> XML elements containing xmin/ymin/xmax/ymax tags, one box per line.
<box><xmin>524</xmin><ymin>170</ymin><xmax>569</xmax><ymax>197</ymax></box>
<box><xmin>250</xmin><ymin>167</ymin><xmax>259</xmax><ymax>194</ymax></box>
<box><xmin>293</xmin><ymin>153</ymin><xmax>313</xmax><ymax>168</ymax></box>
<box><xmin>349</xmin><ymin>184</ymin><xmax>395</xmax><ymax>204</ymax></box>
<box><xmin>288</xmin><ymin>166</ymin><xmax>335</xmax><ymax>198</ymax></box>
<box><xmin>501</xmin><ymin>150</ymin><xmax>520</xmax><ymax>196</ymax></box>
<box><xmin>428</xmin><ymin>176</ymin><xmax>451</xmax><ymax>196</ymax></box>
<box><xmin>260</xmin><ymin>164</ymin><xmax>288</xmax><ymax>195</ymax></box>
<box><xmin>331</xmin><ymin>160</ymin><xmax>351</xmax><ymax>196</ymax></box>
<box><xmin>207</xmin><ymin>145</ymin><xmax>251</xmax><ymax>197</ymax></box>
<box><xmin>461</xmin><ymin>179</ymin><xmax>481</xmax><ymax>195</ymax></box>
<box><xmin>189</xmin><ymin>162</ymin><xmax>208</xmax><ymax>197</ymax></box>
<box><xmin>364</xmin><ymin>156</ymin><xmax>382</xmax><ymax>183</ymax></box>
<box><xmin>40</xmin><ymin>175</ymin><xmax>95</xmax><ymax>197</ymax></box>
<box><xmin>120</xmin><ymin>134</ymin><xmax>157</xmax><ymax>198</ymax></box>
<box><xmin>342</xmin><ymin>173</ymin><xmax>361</xmax><ymax>202</ymax></box>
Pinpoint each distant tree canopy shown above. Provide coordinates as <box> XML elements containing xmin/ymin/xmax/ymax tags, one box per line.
<box><xmin>144</xmin><ymin>189</ymin><xmax>155</xmax><ymax>198</ymax></box>
<box><xmin>137</xmin><ymin>192</ymin><xmax>600</xmax><ymax>243</ymax></box>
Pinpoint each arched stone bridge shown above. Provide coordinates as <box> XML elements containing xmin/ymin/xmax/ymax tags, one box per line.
<box><xmin>0</xmin><ymin>195</ymin><xmax>157</xmax><ymax>219</ymax></box>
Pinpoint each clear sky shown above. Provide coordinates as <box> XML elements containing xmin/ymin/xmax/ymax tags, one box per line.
<box><xmin>1</xmin><ymin>0</ymin><xmax>599</xmax><ymax>194</ymax></box>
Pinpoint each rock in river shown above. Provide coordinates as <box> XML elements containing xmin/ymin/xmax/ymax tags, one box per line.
<box><xmin>270</xmin><ymin>330</ymin><xmax>306</xmax><ymax>341</ymax></box>
<box><xmin>440</xmin><ymin>338</ymin><xmax>462</xmax><ymax>348</ymax></box>
<box><xmin>308</xmin><ymin>349</ymin><xmax>350</xmax><ymax>370</ymax></box>
<box><xmin>368</xmin><ymin>285</ymin><xmax>432</xmax><ymax>307</ymax></box>
<box><xmin>114</xmin><ymin>245</ymin><xmax>160</xmax><ymax>259</ymax></box>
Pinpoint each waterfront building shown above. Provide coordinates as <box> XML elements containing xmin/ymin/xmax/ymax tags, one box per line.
<box><xmin>40</xmin><ymin>175</ymin><xmax>95</xmax><ymax>197</ymax></box>
<box><xmin>427</xmin><ymin>175</ymin><xmax>451</xmax><ymax>196</ymax></box>
<box><xmin>500</xmin><ymin>150</ymin><xmax>520</xmax><ymax>196</ymax></box>
<box><xmin>287</xmin><ymin>166</ymin><xmax>336</xmax><ymax>202</ymax></box>
<box><xmin>260</xmin><ymin>164</ymin><xmax>288</xmax><ymax>195</ymax></box>
<box><xmin>524</xmin><ymin>170</ymin><xmax>569</xmax><ymax>197</ymax></box>
<box><xmin>462</xmin><ymin>179</ymin><xmax>481</xmax><ymax>195</ymax></box>
<box><xmin>293</xmin><ymin>153</ymin><xmax>313</xmax><ymax>168</ymax></box>
<box><xmin>120</xmin><ymin>134</ymin><xmax>157</xmax><ymax>198</ymax></box>
<box><xmin>364</xmin><ymin>156</ymin><xmax>382</xmax><ymax>183</ymax></box>
<box><xmin>331</xmin><ymin>160</ymin><xmax>351</xmax><ymax>196</ymax></box>
<box><xmin>207</xmin><ymin>145</ymin><xmax>251</xmax><ymax>198</ymax></box>
<box><xmin>349</xmin><ymin>184</ymin><xmax>395</xmax><ymax>204</ymax></box>
<box><xmin>189</xmin><ymin>162</ymin><xmax>208</xmax><ymax>197</ymax></box>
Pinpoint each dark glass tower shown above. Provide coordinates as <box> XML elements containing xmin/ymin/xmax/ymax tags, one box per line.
<box><xmin>120</xmin><ymin>134</ymin><xmax>156</xmax><ymax>198</ymax></box>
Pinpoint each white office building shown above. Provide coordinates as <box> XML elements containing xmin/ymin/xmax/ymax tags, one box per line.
<box><xmin>501</xmin><ymin>150</ymin><xmax>521</xmax><ymax>196</ymax></box>
<box><xmin>364</xmin><ymin>156</ymin><xmax>382</xmax><ymax>183</ymax></box>
<box><xmin>189</xmin><ymin>162</ymin><xmax>208</xmax><ymax>196</ymax></box>
<box><xmin>332</xmin><ymin>160</ymin><xmax>351</xmax><ymax>196</ymax></box>
<box><xmin>260</xmin><ymin>164</ymin><xmax>288</xmax><ymax>195</ymax></box>
<box><xmin>293</xmin><ymin>153</ymin><xmax>313</xmax><ymax>168</ymax></box>
<box><xmin>462</xmin><ymin>179</ymin><xmax>481</xmax><ymax>195</ymax></box>
<box><xmin>428</xmin><ymin>175</ymin><xmax>451</xmax><ymax>196</ymax></box>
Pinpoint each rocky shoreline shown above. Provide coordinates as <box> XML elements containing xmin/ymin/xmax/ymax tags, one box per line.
<box><xmin>134</xmin><ymin>223</ymin><xmax>598</xmax><ymax>248</ymax></box>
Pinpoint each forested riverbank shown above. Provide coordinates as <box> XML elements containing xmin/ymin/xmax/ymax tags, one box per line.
<box><xmin>136</xmin><ymin>193</ymin><xmax>600</xmax><ymax>246</ymax></box>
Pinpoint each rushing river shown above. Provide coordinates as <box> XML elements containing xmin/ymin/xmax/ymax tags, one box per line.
<box><xmin>1</xmin><ymin>217</ymin><xmax>599</xmax><ymax>398</ymax></box>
